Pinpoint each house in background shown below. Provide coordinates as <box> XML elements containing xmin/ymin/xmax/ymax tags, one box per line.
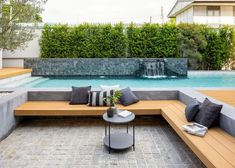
<box><xmin>168</xmin><ymin>0</ymin><xmax>235</xmax><ymax>26</ymax></box>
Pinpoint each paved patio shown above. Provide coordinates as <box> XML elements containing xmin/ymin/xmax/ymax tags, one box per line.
<box><xmin>0</xmin><ymin>117</ymin><xmax>204</xmax><ymax>168</ymax></box>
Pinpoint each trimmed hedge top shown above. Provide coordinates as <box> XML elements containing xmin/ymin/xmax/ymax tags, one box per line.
<box><xmin>40</xmin><ymin>23</ymin><xmax>127</xmax><ymax>58</ymax></box>
<box><xmin>40</xmin><ymin>23</ymin><xmax>234</xmax><ymax>70</ymax></box>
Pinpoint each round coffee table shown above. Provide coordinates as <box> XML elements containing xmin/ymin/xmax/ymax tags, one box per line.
<box><xmin>103</xmin><ymin>111</ymin><xmax>135</xmax><ymax>153</ymax></box>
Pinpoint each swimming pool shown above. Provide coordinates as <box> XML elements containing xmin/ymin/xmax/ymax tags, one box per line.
<box><xmin>20</xmin><ymin>71</ymin><xmax>235</xmax><ymax>88</ymax></box>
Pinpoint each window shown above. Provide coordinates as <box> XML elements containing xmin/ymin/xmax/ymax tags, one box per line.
<box><xmin>207</xmin><ymin>6</ymin><xmax>220</xmax><ymax>16</ymax></box>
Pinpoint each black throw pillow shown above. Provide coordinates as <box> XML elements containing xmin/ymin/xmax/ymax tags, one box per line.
<box><xmin>185</xmin><ymin>99</ymin><xmax>200</xmax><ymax>122</ymax></box>
<box><xmin>120</xmin><ymin>87</ymin><xmax>139</xmax><ymax>106</ymax></box>
<box><xmin>70</xmin><ymin>86</ymin><xmax>91</xmax><ymax>105</ymax></box>
<box><xmin>194</xmin><ymin>98</ymin><xmax>222</xmax><ymax>128</ymax></box>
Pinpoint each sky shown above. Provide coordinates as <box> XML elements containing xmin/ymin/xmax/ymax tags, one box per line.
<box><xmin>42</xmin><ymin>0</ymin><xmax>177</xmax><ymax>24</ymax></box>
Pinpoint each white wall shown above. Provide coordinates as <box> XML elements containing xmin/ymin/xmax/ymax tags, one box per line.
<box><xmin>176</xmin><ymin>5</ymin><xmax>235</xmax><ymax>26</ymax></box>
<box><xmin>3</xmin><ymin>59</ymin><xmax>24</xmax><ymax>68</ymax></box>
<box><xmin>220</xmin><ymin>6</ymin><xmax>234</xmax><ymax>25</ymax></box>
<box><xmin>193</xmin><ymin>5</ymin><xmax>234</xmax><ymax>25</ymax></box>
<box><xmin>2</xmin><ymin>29</ymin><xmax>41</xmax><ymax>68</ymax></box>
<box><xmin>176</xmin><ymin>7</ymin><xmax>194</xmax><ymax>24</ymax></box>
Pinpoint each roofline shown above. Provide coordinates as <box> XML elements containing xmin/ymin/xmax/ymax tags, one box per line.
<box><xmin>167</xmin><ymin>1</ymin><xmax>179</xmax><ymax>18</ymax></box>
<box><xmin>168</xmin><ymin>0</ymin><xmax>235</xmax><ymax>18</ymax></box>
<box><xmin>168</xmin><ymin>2</ymin><xmax>194</xmax><ymax>18</ymax></box>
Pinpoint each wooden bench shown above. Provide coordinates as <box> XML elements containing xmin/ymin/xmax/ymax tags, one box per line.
<box><xmin>162</xmin><ymin>101</ymin><xmax>235</xmax><ymax>168</ymax></box>
<box><xmin>14</xmin><ymin>100</ymin><xmax>177</xmax><ymax>116</ymax></box>
<box><xmin>14</xmin><ymin>100</ymin><xmax>235</xmax><ymax>168</ymax></box>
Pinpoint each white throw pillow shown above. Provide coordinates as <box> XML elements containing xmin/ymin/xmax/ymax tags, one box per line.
<box><xmin>100</xmin><ymin>85</ymin><xmax>120</xmax><ymax>91</ymax></box>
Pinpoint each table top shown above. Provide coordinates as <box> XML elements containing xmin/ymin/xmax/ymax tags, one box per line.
<box><xmin>103</xmin><ymin>110</ymin><xmax>135</xmax><ymax>124</ymax></box>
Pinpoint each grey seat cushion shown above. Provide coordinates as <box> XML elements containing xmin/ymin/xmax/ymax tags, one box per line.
<box><xmin>120</xmin><ymin>87</ymin><xmax>139</xmax><ymax>106</ymax></box>
<box><xmin>70</xmin><ymin>86</ymin><xmax>91</xmax><ymax>105</ymax></box>
<box><xmin>194</xmin><ymin>98</ymin><xmax>223</xmax><ymax>128</ymax></box>
<box><xmin>185</xmin><ymin>99</ymin><xmax>200</xmax><ymax>122</ymax></box>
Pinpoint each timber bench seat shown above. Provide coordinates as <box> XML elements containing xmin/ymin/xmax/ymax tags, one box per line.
<box><xmin>162</xmin><ymin>101</ymin><xmax>235</xmax><ymax>168</ymax></box>
<box><xmin>14</xmin><ymin>100</ymin><xmax>235</xmax><ymax>168</ymax></box>
<box><xmin>14</xmin><ymin>100</ymin><xmax>177</xmax><ymax>116</ymax></box>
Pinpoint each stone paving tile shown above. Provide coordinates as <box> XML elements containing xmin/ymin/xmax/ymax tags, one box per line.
<box><xmin>0</xmin><ymin>117</ymin><xmax>205</xmax><ymax>168</ymax></box>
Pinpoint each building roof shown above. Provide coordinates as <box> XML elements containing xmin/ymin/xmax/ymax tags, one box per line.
<box><xmin>168</xmin><ymin>0</ymin><xmax>235</xmax><ymax>18</ymax></box>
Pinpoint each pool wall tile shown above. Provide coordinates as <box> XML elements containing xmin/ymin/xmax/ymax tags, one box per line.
<box><xmin>24</xmin><ymin>58</ymin><xmax>187</xmax><ymax>77</ymax></box>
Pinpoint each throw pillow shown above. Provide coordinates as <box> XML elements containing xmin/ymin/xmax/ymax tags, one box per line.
<box><xmin>194</xmin><ymin>98</ymin><xmax>223</xmax><ymax>128</ymax></box>
<box><xmin>120</xmin><ymin>87</ymin><xmax>139</xmax><ymax>106</ymax></box>
<box><xmin>100</xmin><ymin>85</ymin><xmax>120</xmax><ymax>91</ymax></box>
<box><xmin>88</xmin><ymin>90</ymin><xmax>114</xmax><ymax>106</ymax></box>
<box><xmin>185</xmin><ymin>99</ymin><xmax>200</xmax><ymax>122</ymax></box>
<box><xmin>70</xmin><ymin>86</ymin><xmax>91</xmax><ymax>105</ymax></box>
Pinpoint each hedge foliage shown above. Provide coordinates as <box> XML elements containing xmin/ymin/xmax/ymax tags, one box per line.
<box><xmin>40</xmin><ymin>23</ymin><xmax>127</xmax><ymax>58</ymax></box>
<box><xmin>127</xmin><ymin>23</ymin><xmax>178</xmax><ymax>58</ymax></box>
<box><xmin>40</xmin><ymin>23</ymin><xmax>234</xmax><ymax>70</ymax></box>
<box><xmin>202</xmin><ymin>26</ymin><xmax>234</xmax><ymax>70</ymax></box>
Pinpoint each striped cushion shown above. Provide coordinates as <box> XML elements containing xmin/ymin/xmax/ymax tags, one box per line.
<box><xmin>88</xmin><ymin>90</ymin><xmax>114</xmax><ymax>106</ymax></box>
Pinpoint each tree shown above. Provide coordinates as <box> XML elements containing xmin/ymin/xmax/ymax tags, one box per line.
<box><xmin>0</xmin><ymin>0</ymin><xmax>46</xmax><ymax>51</ymax></box>
<box><xmin>202</xmin><ymin>26</ymin><xmax>234</xmax><ymax>70</ymax></box>
<box><xmin>177</xmin><ymin>24</ymin><xmax>207</xmax><ymax>60</ymax></box>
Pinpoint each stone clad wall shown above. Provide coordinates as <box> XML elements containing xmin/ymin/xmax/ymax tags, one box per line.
<box><xmin>24</xmin><ymin>58</ymin><xmax>187</xmax><ymax>76</ymax></box>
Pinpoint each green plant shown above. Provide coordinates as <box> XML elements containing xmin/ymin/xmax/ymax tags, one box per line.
<box><xmin>39</xmin><ymin>23</ymin><xmax>234</xmax><ymax>70</ymax></box>
<box><xmin>40</xmin><ymin>23</ymin><xmax>127</xmax><ymax>58</ymax></box>
<box><xmin>201</xmin><ymin>26</ymin><xmax>233</xmax><ymax>70</ymax></box>
<box><xmin>177</xmin><ymin>24</ymin><xmax>207</xmax><ymax>61</ymax></box>
<box><xmin>126</xmin><ymin>23</ymin><xmax>178</xmax><ymax>58</ymax></box>
<box><xmin>103</xmin><ymin>90</ymin><xmax>122</xmax><ymax>106</ymax></box>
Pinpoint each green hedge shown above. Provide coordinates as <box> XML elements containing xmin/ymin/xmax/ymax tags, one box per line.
<box><xmin>202</xmin><ymin>26</ymin><xmax>233</xmax><ymax>70</ymax></box>
<box><xmin>40</xmin><ymin>23</ymin><xmax>234</xmax><ymax>70</ymax></box>
<box><xmin>40</xmin><ymin>23</ymin><xmax>127</xmax><ymax>58</ymax></box>
<box><xmin>126</xmin><ymin>23</ymin><xmax>178</xmax><ymax>58</ymax></box>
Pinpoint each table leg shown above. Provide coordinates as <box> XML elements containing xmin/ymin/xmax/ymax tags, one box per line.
<box><xmin>127</xmin><ymin>123</ymin><xmax>128</xmax><ymax>133</ymax></box>
<box><xmin>133</xmin><ymin>120</ymin><xmax>135</xmax><ymax>151</ymax></box>
<box><xmin>105</xmin><ymin>122</ymin><xmax>107</xmax><ymax>136</ymax></box>
<box><xmin>109</xmin><ymin>122</ymin><xmax>111</xmax><ymax>154</ymax></box>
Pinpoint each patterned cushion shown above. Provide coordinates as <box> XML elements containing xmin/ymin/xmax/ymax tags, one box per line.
<box><xmin>88</xmin><ymin>90</ymin><xmax>114</xmax><ymax>106</ymax></box>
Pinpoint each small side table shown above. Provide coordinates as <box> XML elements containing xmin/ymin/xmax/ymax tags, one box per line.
<box><xmin>103</xmin><ymin>111</ymin><xmax>135</xmax><ymax>153</ymax></box>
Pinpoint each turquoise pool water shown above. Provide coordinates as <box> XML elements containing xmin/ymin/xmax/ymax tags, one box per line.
<box><xmin>24</xmin><ymin>71</ymin><xmax>235</xmax><ymax>88</ymax></box>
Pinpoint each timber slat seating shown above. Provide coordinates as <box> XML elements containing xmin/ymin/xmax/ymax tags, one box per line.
<box><xmin>14</xmin><ymin>100</ymin><xmax>235</xmax><ymax>168</ymax></box>
<box><xmin>14</xmin><ymin>100</ymin><xmax>175</xmax><ymax>116</ymax></box>
<box><xmin>162</xmin><ymin>101</ymin><xmax>235</xmax><ymax>168</ymax></box>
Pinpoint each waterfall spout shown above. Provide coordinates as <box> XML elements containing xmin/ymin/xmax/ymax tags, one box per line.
<box><xmin>142</xmin><ymin>60</ymin><xmax>166</xmax><ymax>78</ymax></box>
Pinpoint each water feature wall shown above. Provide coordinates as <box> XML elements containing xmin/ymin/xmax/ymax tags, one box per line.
<box><xmin>24</xmin><ymin>58</ymin><xmax>187</xmax><ymax>77</ymax></box>
<box><xmin>142</xmin><ymin>60</ymin><xmax>166</xmax><ymax>78</ymax></box>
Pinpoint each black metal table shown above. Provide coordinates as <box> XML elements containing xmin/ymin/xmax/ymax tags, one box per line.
<box><xmin>103</xmin><ymin>111</ymin><xmax>135</xmax><ymax>153</ymax></box>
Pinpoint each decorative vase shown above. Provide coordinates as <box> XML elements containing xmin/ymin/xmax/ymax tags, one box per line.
<box><xmin>107</xmin><ymin>106</ymin><xmax>117</xmax><ymax>117</ymax></box>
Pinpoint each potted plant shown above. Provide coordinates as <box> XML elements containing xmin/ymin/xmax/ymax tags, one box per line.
<box><xmin>104</xmin><ymin>90</ymin><xmax>122</xmax><ymax>117</ymax></box>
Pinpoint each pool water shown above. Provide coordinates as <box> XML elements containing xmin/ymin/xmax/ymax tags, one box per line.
<box><xmin>23</xmin><ymin>71</ymin><xmax>235</xmax><ymax>88</ymax></box>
